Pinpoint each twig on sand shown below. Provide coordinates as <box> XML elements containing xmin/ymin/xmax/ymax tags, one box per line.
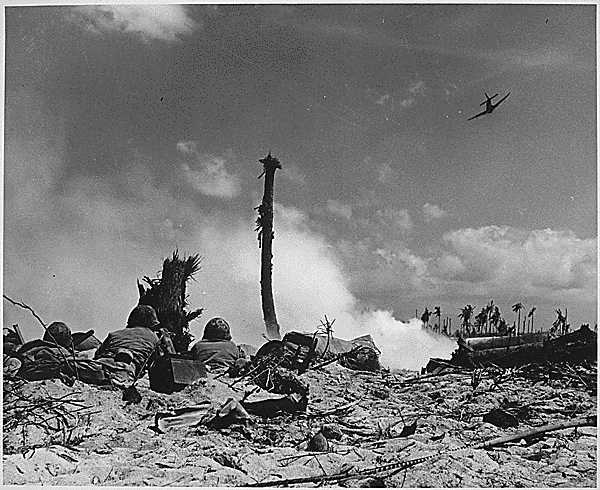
<box><xmin>307</xmin><ymin>399</ymin><xmax>360</xmax><ymax>418</ymax></box>
<box><xmin>245</xmin><ymin>453</ymin><xmax>436</xmax><ymax>487</ymax></box>
<box><xmin>393</xmin><ymin>370</ymin><xmax>471</xmax><ymax>386</ymax></box>
<box><xmin>470</xmin><ymin>416</ymin><xmax>597</xmax><ymax>449</ymax></box>
<box><xmin>160</xmin><ymin>473</ymin><xmax>192</xmax><ymax>487</ymax></box>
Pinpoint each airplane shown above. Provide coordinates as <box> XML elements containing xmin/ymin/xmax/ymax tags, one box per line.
<box><xmin>467</xmin><ymin>92</ymin><xmax>510</xmax><ymax>121</ymax></box>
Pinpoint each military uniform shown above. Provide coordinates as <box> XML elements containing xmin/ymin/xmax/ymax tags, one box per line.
<box><xmin>190</xmin><ymin>318</ymin><xmax>245</xmax><ymax>370</ymax></box>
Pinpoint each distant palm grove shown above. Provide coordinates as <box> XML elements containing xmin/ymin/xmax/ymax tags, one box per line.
<box><xmin>418</xmin><ymin>301</ymin><xmax>590</xmax><ymax>339</ymax></box>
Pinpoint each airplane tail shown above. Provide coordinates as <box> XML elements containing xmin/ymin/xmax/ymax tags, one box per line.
<box><xmin>480</xmin><ymin>93</ymin><xmax>499</xmax><ymax>106</ymax></box>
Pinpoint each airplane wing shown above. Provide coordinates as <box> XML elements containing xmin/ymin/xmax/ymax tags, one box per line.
<box><xmin>493</xmin><ymin>93</ymin><xmax>510</xmax><ymax>109</ymax></box>
<box><xmin>479</xmin><ymin>93</ymin><xmax>498</xmax><ymax>106</ymax></box>
<box><xmin>468</xmin><ymin>110</ymin><xmax>487</xmax><ymax>121</ymax></box>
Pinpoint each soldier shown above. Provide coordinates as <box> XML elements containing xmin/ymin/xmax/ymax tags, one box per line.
<box><xmin>190</xmin><ymin>317</ymin><xmax>245</xmax><ymax>371</ymax></box>
<box><xmin>16</xmin><ymin>322</ymin><xmax>79</xmax><ymax>381</ymax></box>
<box><xmin>94</xmin><ymin>305</ymin><xmax>161</xmax><ymax>388</ymax></box>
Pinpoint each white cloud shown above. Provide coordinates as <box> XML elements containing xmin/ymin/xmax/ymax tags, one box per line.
<box><xmin>435</xmin><ymin>253</ymin><xmax>466</xmax><ymax>278</ymax></box>
<box><xmin>73</xmin><ymin>5</ymin><xmax>197</xmax><ymax>42</ymax></box>
<box><xmin>375</xmin><ymin>207</ymin><xmax>413</xmax><ymax>232</ymax></box>
<box><xmin>376</xmin><ymin>162</ymin><xmax>394</xmax><ymax>183</ymax></box>
<box><xmin>423</xmin><ymin>202</ymin><xmax>449</xmax><ymax>222</ymax></box>
<box><xmin>443</xmin><ymin>226</ymin><xmax>597</xmax><ymax>299</ymax></box>
<box><xmin>490</xmin><ymin>47</ymin><xmax>575</xmax><ymax>70</ymax></box>
<box><xmin>376</xmin><ymin>94</ymin><xmax>390</xmax><ymax>106</ymax></box>
<box><xmin>407</xmin><ymin>80</ymin><xmax>426</xmax><ymax>95</ymax></box>
<box><xmin>176</xmin><ymin>141</ymin><xmax>197</xmax><ymax>154</ymax></box>
<box><xmin>278</xmin><ymin>161</ymin><xmax>306</xmax><ymax>186</ymax></box>
<box><xmin>398</xmin><ymin>98</ymin><xmax>416</xmax><ymax>108</ymax></box>
<box><xmin>326</xmin><ymin>199</ymin><xmax>352</xmax><ymax>221</ymax></box>
<box><xmin>179</xmin><ymin>145</ymin><xmax>241</xmax><ymax>199</ymax></box>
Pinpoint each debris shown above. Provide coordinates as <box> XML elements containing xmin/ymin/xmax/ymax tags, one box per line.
<box><xmin>242</xmin><ymin>393</ymin><xmax>308</xmax><ymax>418</ymax></box>
<box><xmin>307</xmin><ymin>431</ymin><xmax>329</xmax><ymax>452</ymax></box>
<box><xmin>207</xmin><ymin>398</ymin><xmax>251</xmax><ymax>430</ymax></box>
<box><xmin>320</xmin><ymin>424</ymin><xmax>343</xmax><ymax>440</ymax></box>
<box><xmin>148</xmin><ymin>354</ymin><xmax>207</xmax><ymax>394</ymax></box>
<box><xmin>483</xmin><ymin>409</ymin><xmax>519</xmax><ymax>429</ymax></box>
<box><xmin>472</xmin><ymin>416</ymin><xmax>597</xmax><ymax>449</ymax></box>
<box><xmin>398</xmin><ymin>420</ymin><xmax>418</xmax><ymax>438</ymax></box>
<box><xmin>122</xmin><ymin>385</ymin><xmax>143</xmax><ymax>405</ymax></box>
<box><xmin>451</xmin><ymin>326</ymin><xmax>597</xmax><ymax>368</ymax></box>
<box><xmin>342</xmin><ymin>476</ymin><xmax>387</xmax><ymax>488</ymax></box>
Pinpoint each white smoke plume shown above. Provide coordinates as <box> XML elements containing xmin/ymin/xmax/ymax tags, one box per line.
<box><xmin>4</xmin><ymin>91</ymin><xmax>456</xmax><ymax>371</ymax></box>
<box><xmin>264</xmin><ymin>204</ymin><xmax>457</xmax><ymax>371</ymax></box>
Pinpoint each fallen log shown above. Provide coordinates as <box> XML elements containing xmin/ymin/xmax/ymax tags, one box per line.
<box><xmin>452</xmin><ymin>326</ymin><xmax>597</xmax><ymax>368</ymax></box>
<box><xmin>472</xmin><ymin>415</ymin><xmax>597</xmax><ymax>449</ymax></box>
<box><xmin>465</xmin><ymin>332</ymin><xmax>549</xmax><ymax>351</ymax></box>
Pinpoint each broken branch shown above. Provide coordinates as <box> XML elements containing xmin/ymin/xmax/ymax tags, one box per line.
<box><xmin>471</xmin><ymin>415</ymin><xmax>597</xmax><ymax>449</ymax></box>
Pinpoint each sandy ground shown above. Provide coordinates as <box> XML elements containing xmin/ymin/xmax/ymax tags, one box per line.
<box><xmin>3</xmin><ymin>361</ymin><xmax>597</xmax><ymax>487</ymax></box>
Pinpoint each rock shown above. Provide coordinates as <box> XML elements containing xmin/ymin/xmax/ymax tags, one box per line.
<box><xmin>307</xmin><ymin>431</ymin><xmax>329</xmax><ymax>452</ymax></box>
<box><xmin>343</xmin><ymin>476</ymin><xmax>387</xmax><ymax>487</ymax></box>
<box><xmin>483</xmin><ymin>408</ymin><xmax>519</xmax><ymax>428</ymax></box>
<box><xmin>321</xmin><ymin>423</ymin><xmax>343</xmax><ymax>440</ymax></box>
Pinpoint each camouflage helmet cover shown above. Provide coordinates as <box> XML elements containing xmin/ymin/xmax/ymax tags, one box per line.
<box><xmin>127</xmin><ymin>305</ymin><xmax>160</xmax><ymax>329</ymax></box>
<box><xmin>202</xmin><ymin>317</ymin><xmax>231</xmax><ymax>341</ymax></box>
<box><xmin>43</xmin><ymin>321</ymin><xmax>73</xmax><ymax>347</ymax></box>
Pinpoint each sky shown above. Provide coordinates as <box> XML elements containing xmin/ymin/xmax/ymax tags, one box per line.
<box><xmin>3</xmin><ymin>4</ymin><xmax>597</xmax><ymax>370</ymax></box>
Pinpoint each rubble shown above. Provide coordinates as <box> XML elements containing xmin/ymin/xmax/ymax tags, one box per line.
<box><xmin>450</xmin><ymin>325</ymin><xmax>597</xmax><ymax>368</ymax></box>
<box><xmin>3</xmin><ymin>355</ymin><xmax>597</xmax><ymax>487</ymax></box>
<box><xmin>3</xmin><ymin>296</ymin><xmax>597</xmax><ymax>487</ymax></box>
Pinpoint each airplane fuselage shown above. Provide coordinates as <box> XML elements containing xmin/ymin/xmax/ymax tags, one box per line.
<box><xmin>467</xmin><ymin>92</ymin><xmax>509</xmax><ymax>121</ymax></box>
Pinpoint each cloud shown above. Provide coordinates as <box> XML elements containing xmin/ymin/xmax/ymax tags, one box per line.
<box><xmin>176</xmin><ymin>141</ymin><xmax>197</xmax><ymax>154</ymax></box>
<box><xmin>377</xmin><ymin>162</ymin><xmax>394</xmax><ymax>183</ymax></box>
<box><xmin>72</xmin><ymin>5</ymin><xmax>197</xmax><ymax>42</ymax></box>
<box><xmin>423</xmin><ymin>203</ymin><xmax>449</xmax><ymax>222</ymax></box>
<box><xmin>335</xmin><ymin>223</ymin><xmax>596</xmax><ymax>329</ymax></box>
<box><xmin>407</xmin><ymin>80</ymin><xmax>425</xmax><ymax>95</ymax></box>
<box><xmin>375</xmin><ymin>207</ymin><xmax>413</xmax><ymax>233</ymax></box>
<box><xmin>488</xmin><ymin>47</ymin><xmax>576</xmax><ymax>71</ymax></box>
<box><xmin>442</xmin><ymin>226</ymin><xmax>597</xmax><ymax>299</ymax></box>
<box><xmin>279</xmin><ymin>161</ymin><xmax>306</xmax><ymax>186</ymax></box>
<box><xmin>375</xmin><ymin>94</ymin><xmax>390</xmax><ymax>106</ymax></box>
<box><xmin>396</xmin><ymin>98</ymin><xmax>416</xmax><ymax>109</ymax></box>
<box><xmin>326</xmin><ymin>199</ymin><xmax>352</xmax><ymax>221</ymax></box>
<box><xmin>368</xmin><ymin>80</ymin><xmax>424</xmax><ymax>111</ymax></box>
<box><xmin>179</xmin><ymin>144</ymin><xmax>241</xmax><ymax>199</ymax></box>
<box><xmin>263</xmin><ymin>204</ymin><xmax>455</xmax><ymax>370</ymax></box>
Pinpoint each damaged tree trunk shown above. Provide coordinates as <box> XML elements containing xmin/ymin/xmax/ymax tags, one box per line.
<box><xmin>255</xmin><ymin>152</ymin><xmax>282</xmax><ymax>340</ymax></box>
<box><xmin>138</xmin><ymin>251</ymin><xmax>203</xmax><ymax>353</ymax></box>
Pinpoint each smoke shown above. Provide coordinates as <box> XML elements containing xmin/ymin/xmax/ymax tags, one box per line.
<box><xmin>357</xmin><ymin>313</ymin><xmax>456</xmax><ymax>371</ymax></box>
<box><xmin>261</xmin><ymin>204</ymin><xmax>457</xmax><ymax>371</ymax></box>
<box><xmin>4</xmin><ymin>89</ymin><xmax>456</xmax><ymax>370</ymax></box>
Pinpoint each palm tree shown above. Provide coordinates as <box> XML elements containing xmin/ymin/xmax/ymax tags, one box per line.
<box><xmin>512</xmin><ymin>302</ymin><xmax>523</xmax><ymax>336</ymax></box>
<box><xmin>434</xmin><ymin>306</ymin><xmax>441</xmax><ymax>333</ymax></box>
<box><xmin>256</xmin><ymin>152</ymin><xmax>282</xmax><ymax>340</ymax></box>
<box><xmin>484</xmin><ymin>300</ymin><xmax>495</xmax><ymax>335</ymax></box>
<box><xmin>421</xmin><ymin>308</ymin><xmax>431</xmax><ymax>329</ymax></box>
<box><xmin>527</xmin><ymin>306</ymin><xmax>536</xmax><ymax>333</ymax></box>
<box><xmin>553</xmin><ymin>309</ymin><xmax>568</xmax><ymax>336</ymax></box>
<box><xmin>474</xmin><ymin>307</ymin><xmax>487</xmax><ymax>335</ymax></box>
<box><xmin>458</xmin><ymin>304</ymin><xmax>474</xmax><ymax>336</ymax></box>
<box><xmin>497</xmin><ymin>318</ymin><xmax>508</xmax><ymax>336</ymax></box>
<box><xmin>489</xmin><ymin>304</ymin><xmax>501</xmax><ymax>334</ymax></box>
<box><xmin>137</xmin><ymin>251</ymin><xmax>203</xmax><ymax>353</ymax></box>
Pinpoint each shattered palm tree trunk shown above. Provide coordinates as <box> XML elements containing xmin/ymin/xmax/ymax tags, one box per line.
<box><xmin>138</xmin><ymin>251</ymin><xmax>203</xmax><ymax>353</ymax></box>
<box><xmin>255</xmin><ymin>152</ymin><xmax>282</xmax><ymax>340</ymax></box>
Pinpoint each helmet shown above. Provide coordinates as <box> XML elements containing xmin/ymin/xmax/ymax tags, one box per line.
<box><xmin>127</xmin><ymin>305</ymin><xmax>160</xmax><ymax>329</ymax></box>
<box><xmin>43</xmin><ymin>322</ymin><xmax>73</xmax><ymax>348</ymax></box>
<box><xmin>202</xmin><ymin>317</ymin><xmax>231</xmax><ymax>341</ymax></box>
